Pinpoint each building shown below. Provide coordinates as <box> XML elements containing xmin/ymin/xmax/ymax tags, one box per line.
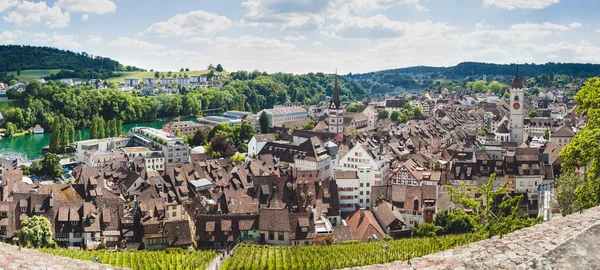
<box><xmin>328</xmin><ymin>74</ymin><xmax>344</xmax><ymax>135</ymax></box>
<box><xmin>197</xmin><ymin>116</ymin><xmax>242</xmax><ymax>128</ymax></box>
<box><xmin>76</xmin><ymin>137</ymin><xmax>130</xmax><ymax>162</ymax></box>
<box><xmin>335</xmin><ymin>171</ymin><xmax>361</xmax><ymax>212</ymax></box>
<box><xmin>162</xmin><ymin>121</ymin><xmax>204</xmax><ymax>136</ymax></box>
<box><xmin>124</xmin><ymin>78</ymin><xmax>139</xmax><ymax>86</ymax></box>
<box><xmin>385</xmin><ymin>99</ymin><xmax>408</xmax><ymax>113</ymax></box>
<box><xmin>338</xmin><ymin>142</ymin><xmax>390</xmax><ymax>185</ymax></box>
<box><xmin>344</xmin><ymin>207</ymin><xmax>385</xmax><ymax>242</ymax></box>
<box><xmin>190</xmin><ymin>76</ymin><xmax>208</xmax><ymax>83</ymax></box>
<box><xmin>550</xmin><ymin>125</ymin><xmax>575</xmax><ymax>148</ymax></box>
<box><xmin>143</xmin><ymin>78</ymin><xmax>157</xmax><ymax>85</ymax></box>
<box><xmin>161</xmin><ymin>78</ymin><xmax>174</xmax><ymax>85</ymax></box>
<box><xmin>60</xmin><ymin>79</ymin><xmax>74</xmax><ymax>86</ymax></box>
<box><xmin>510</xmin><ymin>67</ymin><xmax>525</xmax><ymax>144</ymax></box>
<box><xmin>121</xmin><ymin>147</ymin><xmax>165</xmax><ymax>171</ymax></box>
<box><xmin>129</xmin><ymin>127</ymin><xmax>189</xmax><ymax>164</ymax></box>
<box><xmin>257</xmin><ymin>107</ymin><xmax>309</xmax><ymax>128</ymax></box>
<box><xmin>247</xmin><ymin>134</ymin><xmax>276</xmax><ymax>158</ymax></box>
<box><xmin>32</xmin><ymin>124</ymin><xmax>44</xmax><ymax>134</ymax></box>
<box><xmin>223</xmin><ymin>111</ymin><xmax>253</xmax><ymax>120</ymax></box>
<box><xmin>176</xmin><ymin>77</ymin><xmax>190</xmax><ymax>85</ymax></box>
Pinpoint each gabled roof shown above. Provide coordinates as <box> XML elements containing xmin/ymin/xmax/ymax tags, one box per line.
<box><xmin>551</xmin><ymin>125</ymin><xmax>575</xmax><ymax>137</ymax></box>
<box><xmin>259</xmin><ymin>208</ymin><xmax>291</xmax><ymax>232</ymax></box>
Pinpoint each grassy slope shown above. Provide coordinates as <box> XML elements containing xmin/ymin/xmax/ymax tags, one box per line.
<box><xmin>106</xmin><ymin>70</ymin><xmax>229</xmax><ymax>83</ymax></box>
<box><xmin>7</xmin><ymin>69</ymin><xmax>62</xmax><ymax>82</ymax></box>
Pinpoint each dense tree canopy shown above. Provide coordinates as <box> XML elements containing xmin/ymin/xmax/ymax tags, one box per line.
<box><xmin>16</xmin><ymin>216</ymin><xmax>55</xmax><ymax>248</ymax></box>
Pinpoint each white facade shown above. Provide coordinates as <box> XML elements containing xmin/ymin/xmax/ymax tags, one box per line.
<box><xmin>328</xmin><ymin>108</ymin><xmax>344</xmax><ymax>134</ymax></box>
<box><xmin>361</xmin><ymin>106</ymin><xmax>378</xmax><ymax>130</ymax></box>
<box><xmin>336</xmin><ymin>175</ymin><xmax>360</xmax><ymax>212</ymax></box>
<box><xmin>129</xmin><ymin>127</ymin><xmax>189</xmax><ymax>164</ymax></box>
<box><xmin>510</xmin><ymin>81</ymin><xmax>525</xmax><ymax>144</ymax></box>
<box><xmin>124</xmin><ymin>78</ymin><xmax>139</xmax><ymax>86</ymax></box>
<box><xmin>257</xmin><ymin>107</ymin><xmax>309</xmax><ymax>128</ymax></box>
<box><xmin>338</xmin><ymin>144</ymin><xmax>389</xmax><ymax>185</ymax></box>
<box><xmin>176</xmin><ymin>77</ymin><xmax>190</xmax><ymax>85</ymax></box>
<box><xmin>295</xmin><ymin>157</ymin><xmax>333</xmax><ymax>181</ymax></box>
<box><xmin>190</xmin><ymin>76</ymin><xmax>208</xmax><ymax>83</ymax></box>
<box><xmin>247</xmin><ymin>136</ymin><xmax>271</xmax><ymax>158</ymax></box>
<box><xmin>143</xmin><ymin>78</ymin><xmax>157</xmax><ymax>85</ymax></box>
<box><xmin>76</xmin><ymin>137</ymin><xmax>129</xmax><ymax>162</ymax></box>
<box><xmin>161</xmin><ymin>78</ymin><xmax>174</xmax><ymax>85</ymax></box>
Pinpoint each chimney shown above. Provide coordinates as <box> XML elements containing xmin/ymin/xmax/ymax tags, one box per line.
<box><xmin>360</xmin><ymin>208</ymin><xmax>365</xmax><ymax>219</ymax></box>
<box><xmin>49</xmin><ymin>191</ymin><xmax>54</xmax><ymax>208</ymax></box>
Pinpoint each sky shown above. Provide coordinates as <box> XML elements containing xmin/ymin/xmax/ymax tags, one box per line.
<box><xmin>1</xmin><ymin>0</ymin><xmax>600</xmax><ymax>74</ymax></box>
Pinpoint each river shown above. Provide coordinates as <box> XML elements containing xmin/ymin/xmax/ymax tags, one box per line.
<box><xmin>0</xmin><ymin>117</ymin><xmax>197</xmax><ymax>160</ymax></box>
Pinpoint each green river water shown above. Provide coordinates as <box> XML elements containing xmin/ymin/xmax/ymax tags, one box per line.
<box><xmin>0</xmin><ymin>117</ymin><xmax>197</xmax><ymax>160</ymax></box>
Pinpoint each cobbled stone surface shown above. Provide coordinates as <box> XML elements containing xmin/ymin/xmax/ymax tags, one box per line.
<box><xmin>0</xmin><ymin>243</ymin><xmax>125</xmax><ymax>270</ymax></box>
<box><xmin>349</xmin><ymin>206</ymin><xmax>600</xmax><ymax>270</ymax></box>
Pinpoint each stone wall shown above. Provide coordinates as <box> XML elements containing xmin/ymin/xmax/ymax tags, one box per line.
<box><xmin>0</xmin><ymin>243</ymin><xmax>122</xmax><ymax>270</ymax></box>
<box><xmin>352</xmin><ymin>205</ymin><xmax>600</xmax><ymax>270</ymax></box>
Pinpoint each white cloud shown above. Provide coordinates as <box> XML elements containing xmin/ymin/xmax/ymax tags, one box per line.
<box><xmin>109</xmin><ymin>37</ymin><xmax>167</xmax><ymax>51</ymax></box>
<box><xmin>142</xmin><ymin>10</ymin><xmax>232</xmax><ymax>37</ymax></box>
<box><xmin>214</xmin><ymin>35</ymin><xmax>296</xmax><ymax>51</ymax></box>
<box><xmin>86</xmin><ymin>35</ymin><xmax>104</xmax><ymax>44</ymax></box>
<box><xmin>55</xmin><ymin>0</ymin><xmax>116</xmax><ymax>14</ymax></box>
<box><xmin>313</xmin><ymin>41</ymin><xmax>323</xmax><ymax>47</ymax></box>
<box><xmin>239</xmin><ymin>0</ymin><xmax>425</xmax><ymax>31</ymax></box>
<box><xmin>81</xmin><ymin>14</ymin><xmax>88</xmax><ymax>21</ymax></box>
<box><xmin>0</xmin><ymin>0</ymin><xmax>19</xmax><ymax>13</ymax></box>
<box><xmin>509</xmin><ymin>22</ymin><xmax>570</xmax><ymax>31</ymax></box>
<box><xmin>284</xmin><ymin>35</ymin><xmax>307</xmax><ymax>41</ymax></box>
<box><xmin>325</xmin><ymin>15</ymin><xmax>454</xmax><ymax>39</ymax></box>
<box><xmin>0</xmin><ymin>30</ymin><xmax>22</xmax><ymax>43</ymax></box>
<box><xmin>3</xmin><ymin>1</ymin><xmax>70</xmax><ymax>28</ymax></box>
<box><xmin>482</xmin><ymin>0</ymin><xmax>559</xmax><ymax>9</ymax></box>
<box><xmin>569</xmin><ymin>22</ymin><xmax>582</xmax><ymax>28</ymax></box>
<box><xmin>29</xmin><ymin>33</ymin><xmax>80</xmax><ymax>49</ymax></box>
<box><xmin>181</xmin><ymin>37</ymin><xmax>214</xmax><ymax>44</ymax></box>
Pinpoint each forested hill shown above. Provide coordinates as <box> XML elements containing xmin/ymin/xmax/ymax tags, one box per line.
<box><xmin>352</xmin><ymin>62</ymin><xmax>600</xmax><ymax>79</ymax></box>
<box><xmin>0</xmin><ymin>45</ymin><xmax>145</xmax><ymax>72</ymax></box>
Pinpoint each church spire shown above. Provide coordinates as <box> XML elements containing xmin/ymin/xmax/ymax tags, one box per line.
<box><xmin>330</xmin><ymin>70</ymin><xmax>341</xmax><ymax>109</ymax></box>
<box><xmin>511</xmin><ymin>64</ymin><xmax>524</xmax><ymax>89</ymax></box>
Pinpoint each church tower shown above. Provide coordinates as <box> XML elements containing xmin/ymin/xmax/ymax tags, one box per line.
<box><xmin>328</xmin><ymin>72</ymin><xmax>344</xmax><ymax>135</ymax></box>
<box><xmin>510</xmin><ymin>65</ymin><xmax>525</xmax><ymax>144</ymax></box>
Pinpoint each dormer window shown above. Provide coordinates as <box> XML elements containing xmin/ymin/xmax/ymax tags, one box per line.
<box><xmin>20</xmin><ymin>207</ymin><xmax>26</xmax><ymax>212</ymax></box>
<box><xmin>71</xmin><ymin>221</ymin><xmax>78</xmax><ymax>225</ymax></box>
<box><xmin>301</xmin><ymin>227</ymin><xmax>308</xmax><ymax>233</ymax></box>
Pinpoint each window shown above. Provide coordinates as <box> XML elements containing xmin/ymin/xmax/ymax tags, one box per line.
<box><xmin>413</xmin><ymin>200</ymin><xmax>419</xmax><ymax>211</ymax></box>
<box><xmin>71</xmin><ymin>221</ymin><xmax>78</xmax><ymax>225</ymax></box>
<box><xmin>360</xmin><ymin>191</ymin><xmax>363</xmax><ymax>195</ymax></box>
<box><xmin>360</xmin><ymin>183</ymin><xmax>364</xmax><ymax>187</ymax></box>
<box><xmin>359</xmin><ymin>199</ymin><xmax>363</xmax><ymax>203</ymax></box>
<box><xmin>278</xmin><ymin>232</ymin><xmax>284</xmax><ymax>241</ymax></box>
<box><xmin>366</xmin><ymin>191</ymin><xmax>370</xmax><ymax>195</ymax></box>
<box><xmin>366</xmin><ymin>183</ymin><xmax>370</xmax><ymax>187</ymax></box>
<box><xmin>20</xmin><ymin>207</ymin><xmax>26</xmax><ymax>212</ymax></box>
<box><xmin>366</xmin><ymin>199</ymin><xmax>370</xmax><ymax>203</ymax></box>
<box><xmin>269</xmin><ymin>231</ymin><xmax>275</xmax><ymax>240</ymax></box>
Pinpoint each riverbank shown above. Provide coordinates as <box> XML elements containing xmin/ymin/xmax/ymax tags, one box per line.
<box><xmin>0</xmin><ymin>117</ymin><xmax>198</xmax><ymax>160</ymax></box>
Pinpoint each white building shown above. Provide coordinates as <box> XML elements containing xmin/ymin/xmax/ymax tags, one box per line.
<box><xmin>129</xmin><ymin>127</ymin><xmax>189</xmax><ymax>164</ymax></box>
<box><xmin>190</xmin><ymin>76</ymin><xmax>208</xmax><ymax>83</ymax></box>
<box><xmin>257</xmin><ymin>107</ymin><xmax>309</xmax><ymax>128</ymax></box>
<box><xmin>335</xmin><ymin>169</ymin><xmax>377</xmax><ymax>212</ymax></box>
<box><xmin>60</xmin><ymin>79</ymin><xmax>74</xmax><ymax>86</ymax></box>
<box><xmin>124</xmin><ymin>78</ymin><xmax>139</xmax><ymax>86</ymax></box>
<box><xmin>121</xmin><ymin>147</ymin><xmax>165</xmax><ymax>171</ymax></box>
<box><xmin>143</xmin><ymin>78</ymin><xmax>158</xmax><ymax>85</ymax></box>
<box><xmin>338</xmin><ymin>142</ymin><xmax>390</xmax><ymax>185</ymax></box>
<box><xmin>176</xmin><ymin>77</ymin><xmax>190</xmax><ymax>85</ymax></box>
<box><xmin>76</xmin><ymin>137</ymin><xmax>130</xmax><ymax>163</ymax></box>
<box><xmin>247</xmin><ymin>134</ymin><xmax>276</xmax><ymax>158</ymax></box>
<box><xmin>509</xmin><ymin>68</ymin><xmax>525</xmax><ymax>144</ymax></box>
<box><xmin>161</xmin><ymin>78</ymin><xmax>174</xmax><ymax>85</ymax></box>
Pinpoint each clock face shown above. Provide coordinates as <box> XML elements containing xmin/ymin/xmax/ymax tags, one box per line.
<box><xmin>513</xmin><ymin>102</ymin><xmax>520</xmax><ymax>110</ymax></box>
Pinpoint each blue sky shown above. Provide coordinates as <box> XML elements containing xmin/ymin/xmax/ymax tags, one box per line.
<box><xmin>1</xmin><ymin>0</ymin><xmax>600</xmax><ymax>74</ymax></box>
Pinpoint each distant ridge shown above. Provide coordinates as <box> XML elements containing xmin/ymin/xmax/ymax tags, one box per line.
<box><xmin>354</xmin><ymin>62</ymin><xmax>600</xmax><ymax>78</ymax></box>
<box><xmin>0</xmin><ymin>45</ymin><xmax>144</xmax><ymax>72</ymax></box>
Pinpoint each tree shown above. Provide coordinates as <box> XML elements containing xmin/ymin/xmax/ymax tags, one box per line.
<box><xmin>116</xmin><ymin>119</ymin><xmax>123</xmax><ymax>136</ymax></box>
<box><xmin>175</xmin><ymin>128</ymin><xmax>183</xmax><ymax>138</ymax></box>
<box><xmin>76</xmin><ymin>130</ymin><xmax>83</xmax><ymax>141</ymax></box>
<box><xmin>180</xmin><ymin>68</ymin><xmax>184</xmax><ymax>72</ymax></box>
<box><xmin>210</xmin><ymin>135</ymin><xmax>236</xmax><ymax>157</ymax></box>
<box><xmin>208</xmin><ymin>64</ymin><xmax>215</xmax><ymax>70</ymax></box>
<box><xmin>488</xmin><ymin>81</ymin><xmax>505</xmax><ymax>94</ymax></box>
<box><xmin>390</xmin><ymin>110</ymin><xmax>400</xmax><ymax>121</ymax></box>
<box><xmin>16</xmin><ymin>216</ymin><xmax>54</xmax><ymax>248</ymax></box>
<box><xmin>527</xmin><ymin>110</ymin><xmax>539</xmax><ymax>118</ymax></box>
<box><xmin>216</xmin><ymin>64</ymin><xmax>223</xmax><ymax>72</ymax></box>
<box><xmin>30</xmin><ymin>161</ymin><xmax>41</xmax><ymax>175</ymax></box>
<box><xmin>445</xmin><ymin>173</ymin><xmax>539</xmax><ymax>237</ymax></box>
<box><xmin>477</xmin><ymin>128</ymin><xmax>488</xmax><ymax>137</ymax></box>
<box><xmin>208</xmin><ymin>122</ymin><xmax>234</xmax><ymax>141</ymax></box>
<box><xmin>41</xmin><ymin>153</ymin><xmax>61</xmax><ymax>179</ymax></box>
<box><xmin>345</xmin><ymin>103</ymin><xmax>360</xmax><ymax>112</ymax></box>
<box><xmin>110</xmin><ymin>119</ymin><xmax>118</xmax><ymax>137</ymax></box>
<box><xmin>6</xmin><ymin>108</ymin><xmax>25</xmax><ymax>128</ymax></box>
<box><xmin>378</xmin><ymin>110</ymin><xmax>389</xmax><ymax>119</ymax></box>
<box><xmin>185</xmin><ymin>68</ymin><xmax>190</xmax><ymax>72</ymax></box>
<box><xmin>188</xmin><ymin>130</ymin><xmax>207</xmax><ymax>147</ymax></box>
<box><xmin>4</xmin><ymin>122</ymin><xmax>16</xmax><ymax>137</ymax></box>
<box><xmin>413</xmin><ymin>106</ymin><xmax>423</xmax><ymax>117</ymax></box>
<box><xmin>543</xmin><ymin>128</ymin><xmax>550</xmax><ymax>140</ymax></box>
<box><xmin>467</xmin><ymin>80</ymin><xmax>488</xmax><ymax>93</ymax></box>
<box><xmin>68</xmin><ymin>125</ymin><xmax>75</xmax><ymax>144</ymax></box>
<box><xmin>154</xmin><ymin>71</ymin><xmax>160</xmax><ymax>79</ymax></box>
<box><xmin>502</xmin><ymin>91</ymin><xmax>510</xmax><ymax>99</ymax></box>
<box><xmin>555</xmin><ymin>171</ymin><xmax>585</xmax><ymax>215</ymax></box>
<box><xmin>434</xmin><ymin>209</ymin><xmax>475</xmax><ymax>234</ymax></box>
<box><xmin>231</xmin><ymin>153</ymin><xmax>245</xmax><ymax>162</ymax></box>
<box><xmin>303</xmin><ymin>119</ymin><xmax>316</xmax><ymax>131</ymax></box>
<box><xmin>259</xmin><ymin>112</ymin><xmax>269</xmax><ymax>134</ymax></box>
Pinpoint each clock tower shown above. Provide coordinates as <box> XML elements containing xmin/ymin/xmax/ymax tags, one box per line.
<box><xmin>510</xmin><ymin>66</ymin><xmax>525</xmax><ymax>144</ymax></box>
<box><xmin>328</xmin><ymin>72</ymin><xmax>344</xmax><ymax>135</ymax></box>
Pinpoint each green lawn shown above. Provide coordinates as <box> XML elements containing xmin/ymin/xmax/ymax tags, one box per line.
<box><xmin>0</xmin><ymin>99</ymin><xmax>25</xmax><ymax>111</ymax></box>
<box><xmin>7</xmin><ymin>69</ymin><xmax>63</xmax><ymax>82</ymax></box>
<box><xmin>106</xmin><ymin>70</ymin><xmax>229</xmax><ymax>83</ymax></box>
